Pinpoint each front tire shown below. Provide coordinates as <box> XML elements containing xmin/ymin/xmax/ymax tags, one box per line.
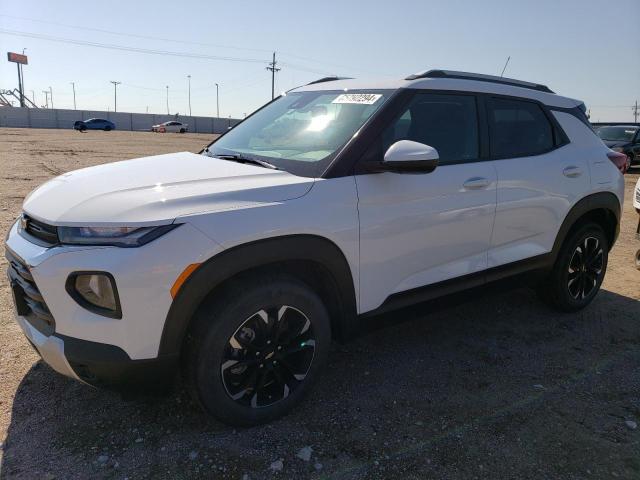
<box><xmin>184</xmin><ymin>274</ymin><xmax>331</xmax><ymax>426</ymax></box>
<box><xmin>538</xmin><ymin>223</ymin><xmax>608</xmax><ymax>312</ymax></box>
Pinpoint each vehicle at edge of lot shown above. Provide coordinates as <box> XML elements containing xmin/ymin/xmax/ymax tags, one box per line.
<box><xmin>152</xmin><ymin>121</ymin><xmax>188</xmax><ymax>133</ymax></box>
<box><xmin>594</xmin><ymin>123</ymin><xmax>640</xmax><ymax>169</ymax></box>
<box><xmin>5</xmin><ymin>69</ymin><xmax>625</xmax><ymax>426</ymax></box>
<box><xmin>634</xmin><ymin>177</ymin><xmax>640</xmax><ymax>270</ymax></box>
<box><xmin>73</xmin><ymin>118</ymin><xmax>116</xmax><ymax>132</ymax></box>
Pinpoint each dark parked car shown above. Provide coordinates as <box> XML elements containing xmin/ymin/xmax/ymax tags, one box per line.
<box><xmin>595</xmin><ymin>124</ymin><xmax>640</xmax><ymax>168</ymax></box>
<box><xmin>74</xmin><ymin>118</ymin><xmax>116</xmax><ymax>131</ymax></box>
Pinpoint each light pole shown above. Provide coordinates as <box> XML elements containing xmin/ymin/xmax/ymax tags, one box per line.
<box><xmin>70</xmin><ymin>82</ymin><xmax>76</xmax><ymax>110</ymax></box>
<box><xmin>109</xmin><ymin>81</ymin><xmax>121</xmax><ymax>112</ymax></box>
<box><xmin>49</xmin><ymin>86</ymin><xmax>53</xmax><ymax>108</ymax></box>
<box><xmin>42</xmin><ymin>90</ymin><xmax>49</xmax><ymax>108</ymax></box>
<box><xmin>166</xmin><ymin>85</ymin><xmax>169</xmax><ymax>115</ymax></box>
<box><xmin>20</xmin><ymin>48</ymin><xmax>26</xmax><ymax>107</ymax></box>
<box><xmin>187</xmin><ymin>75</ymin><xmax>191</xmax><ymax>116</ymax></box>
<box><xmin>30</xmin><ymin>90</ymin><xmax>35</xmax><ymax>105</ymax></box>
<box><xmin>215</xmin><ymin>83</ymin><xmax>219</xmax><ymax>118</ymax></box>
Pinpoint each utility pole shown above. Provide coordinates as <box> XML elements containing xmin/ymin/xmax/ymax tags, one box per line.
<box><xmin>30</xmin><ymin>90</ymin><xmax>35</xmax><ymax>104</ymax></box>
<box><xmin>633</xmin><ymin>100</ymin><xmax>639</xmax><ymax>123</ymax></box>
<box><xmin>70</xmin><ymin>82</ymin><xmax>77</xmax><ymax>110</ymax></box>
<box><xmin>42</xmin><ymin>90</ymin><xmax>49</xmax><ymax>108</ymax></box>
<box><xmin>109</xmin><ymin>81</ymin><xmax>121</xmax><ymax>112</ymax></box>
<box><xmin>215</xmin><ymin>83</ymin><xmax>220</xmax><ymax>117</ymax></box>
<box><xmin>49</xmin><ymin>86</ymin><xmax>53</xmax><ymax>108</ymax></box>
<box><xmin>266</xmin><ymin>51</ymin><xmax>281</xmax><ymax>100</ymax></box>
<box><xmin>187</xmin><ymin>75</ymin><xmax>192</xmax><ymax>116</ymax></box>
<box><xmin>166</xmin><ymin>85</ymin><xmax>169</xmax><ymax>114</ymax></box>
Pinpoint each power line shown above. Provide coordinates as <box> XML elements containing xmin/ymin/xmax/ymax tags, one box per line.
<box><xmin>0</xmin><ymin>14</ymin><xmax>372</xmax><ymax>75</ymax></box>
<box><xmin>0</xmin><ymin>14</ymin><xmax>273</xmax><ymax>54</ymax></box>
<box><xmin>0</xmin><ymin>29</ymin><xmax>268</xmax><ymax>64</ymax></box>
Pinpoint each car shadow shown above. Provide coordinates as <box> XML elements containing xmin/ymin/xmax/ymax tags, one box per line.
<box><xmin>1</xmin><ymin>285</ymin><xmax>639</xmax><ymax>479</ymax></box>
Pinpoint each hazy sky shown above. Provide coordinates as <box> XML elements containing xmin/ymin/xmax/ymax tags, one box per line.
<box><xmin>1</xmin><ymin>0</ymin><xmax>638</xmax><ymax>121</ymax></box>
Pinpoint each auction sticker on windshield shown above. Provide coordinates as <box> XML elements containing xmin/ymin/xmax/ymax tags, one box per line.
<box><xmin>332</xmin><ymin>93</ymin><xmax>382</xmax><ymax>105</ymax></box>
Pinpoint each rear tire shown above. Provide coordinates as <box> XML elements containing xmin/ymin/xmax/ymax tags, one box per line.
<box><xmin>537</xmin><ymin>223</ymin><xmax>608</xmax><ymax>312</ymax></box>
<box><xmin>183</xmin><ymin>274</ymin><xmax>331</xmax><ymax>426</ymax></box>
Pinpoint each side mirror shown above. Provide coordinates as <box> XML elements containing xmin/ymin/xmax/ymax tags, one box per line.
<box><xmin>381</xmin><ymin>140</ymin><xmax>439</xmax><ymax>173</ymax></box>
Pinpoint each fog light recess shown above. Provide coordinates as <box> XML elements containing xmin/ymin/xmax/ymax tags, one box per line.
<box><xmin>66</xmin><ymin>272</ymin><xmax>122</xmax><ymax>319</ymax></box>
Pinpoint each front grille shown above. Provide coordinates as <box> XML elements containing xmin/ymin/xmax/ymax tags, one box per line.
<box><xmin>21</xmin><ymin>215</ymin><xmax>59</xmax><ymax>246</ymax></box>
<box><xmin>5</xmin><ymin>247</ymin><xmax>55</xmax><ymax>336</ymax></box>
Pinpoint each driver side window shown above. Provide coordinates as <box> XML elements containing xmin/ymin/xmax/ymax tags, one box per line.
<box><xmin>381</xmin><ymin>93</ymin><xmax>480</xmax><ymax>165</ymax></box>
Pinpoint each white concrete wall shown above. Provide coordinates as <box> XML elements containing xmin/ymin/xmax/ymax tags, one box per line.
<box><xmin>0</xmin><ymin>107</ymin><xmax>240</xmax><ymax>133</ymax></box>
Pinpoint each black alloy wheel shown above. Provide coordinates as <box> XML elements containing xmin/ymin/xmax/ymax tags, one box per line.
<box><xmin>221</xmin><ymin>305</ymin><xmax>316</xmax><ymax>408</ymax></box>
<box><xmin>537</xmin><ymin>223</ymin><xmax>608</xmax><ymax>312</ymax></box>
<box><xmin>566</xmin><ymin>236</ymin><xmax>604</xmax><ymax>300</ymax></box>
<box><xmin>184</xmin><ymin>274</ymin><xmax>331</xmax><ymax>426</ymax></box>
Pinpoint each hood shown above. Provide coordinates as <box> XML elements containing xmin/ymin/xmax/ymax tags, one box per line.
<box><xmin>23</xmin><ymin>152</ymin><xmax>314</xmax><ymax>226</ymax></box>
<box><xmin>603</xmin><ymin>140</ymin><xmax>630</xmax><ymax>149</ymax></box>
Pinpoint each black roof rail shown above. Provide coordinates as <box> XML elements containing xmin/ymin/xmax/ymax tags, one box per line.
<box><xmin>306</xmin><ymin>76</ymin><xmax>353</xmax><ymax>85</ymax></box>
<box><xmin>405</xmin><ymin>69</ymin><xmax>554</xmax><ymax>94</ymax></box>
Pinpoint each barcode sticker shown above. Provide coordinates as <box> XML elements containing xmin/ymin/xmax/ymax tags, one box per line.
<box><xmin>332</xmin><ymin>93</ymin><xmax>382</xmax><ymax>105</ymax></box>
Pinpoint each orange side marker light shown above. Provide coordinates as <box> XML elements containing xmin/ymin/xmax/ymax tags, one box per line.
<box><xmin>170</xmin><ymin>263</ymin><xmax>201</xmax><ymax>298</ymax></box>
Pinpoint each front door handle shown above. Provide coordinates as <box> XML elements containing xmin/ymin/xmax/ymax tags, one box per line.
<box><xmin>463</xmin><ymin>177</ymin><xmax>490</xmax><ymax>190</ymax></box>
<box><xmin>563</xmin><ymin>166</ymin><xmax>582</xmax><ymax>178</ymax></box>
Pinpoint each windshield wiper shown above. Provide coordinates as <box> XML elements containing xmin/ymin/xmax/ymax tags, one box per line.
<box><xmin>212</xmin><ymin>153</ymin><xmax>279</xmax><ymax>170</ymax></box>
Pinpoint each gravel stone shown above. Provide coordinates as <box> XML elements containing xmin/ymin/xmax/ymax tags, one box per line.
<box><xmin>270</xmin><ymin>459</ymin><xmax>284</xmax><ymax>472</ymax></box>
<box><xmin>296</xmin><ymin>446</ymin><xmax>312</xmax><ymax>462</ymax></box>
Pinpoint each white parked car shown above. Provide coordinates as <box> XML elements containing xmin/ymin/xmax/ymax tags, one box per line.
<box><xmin>5</xmin><ymin>70</ymin><xmax>625</xmax><ymax>426</ymax></box>
<box><xmin>152</xmin><ymin>121</ymin><xmax>188</xmax><ymax>133</ymax></box>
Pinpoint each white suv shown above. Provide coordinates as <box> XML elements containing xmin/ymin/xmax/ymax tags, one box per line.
<box><xmin>5</xmin><ymin>70</ymin><xmax>624</xmax><ymax>425</ymax></box>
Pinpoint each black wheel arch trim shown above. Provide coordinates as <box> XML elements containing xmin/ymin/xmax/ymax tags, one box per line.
<box><xmin>158</xmin><ymin>234</ymin><xmax>358</xmax><ymax>357</ymax></box>
<box><xmin>550</xmin><ymin>191</ymin><xmax>621</xmax><ymax>259</ymax></box>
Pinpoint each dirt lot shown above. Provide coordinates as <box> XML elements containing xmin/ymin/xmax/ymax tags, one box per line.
<box><xmin>0</xmin><ymin>128</ymin><xmax>639</xmax><ymax>480</ymax></box>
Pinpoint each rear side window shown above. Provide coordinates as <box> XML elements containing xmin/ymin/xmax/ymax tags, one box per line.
<box><xmin>488</xmin><ymin>98</ymin><xmax>554</xmax><ymax>158</ymax></box>
<box><xmin>382</xmin><ymin>93</ymin><xmax>479</xmax><ymax>164</ymax></box>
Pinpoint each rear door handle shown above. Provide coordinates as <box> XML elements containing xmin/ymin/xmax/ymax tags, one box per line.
<box><xmin>463</xmin><ymin>177</ymin><xmax>490</xmax><ymax>190</ymax></box>
<box><xmin>563</xmin><ymin>166</ymin><xmax>582</xmax><ymax>178</ymax></box>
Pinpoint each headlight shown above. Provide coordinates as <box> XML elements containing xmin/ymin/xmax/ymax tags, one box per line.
<box><xmin>58</xmin><ymin>224</ymin><xmax>178</xmax><ymax>247</ymax></box>
<box><xmin>66</xmin><ymin>272</ymin><xmax>121</xmax><ymax>318</ymax></box>
<box><xmin>611</xmin><ymin>147</ymin><xmax>624</xmax><ymax>153</ymax></box>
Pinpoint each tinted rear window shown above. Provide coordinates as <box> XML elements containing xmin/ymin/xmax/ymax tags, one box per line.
<box><xmin>488</xmin><ymin>98</ymin><xmax>554</xmax><ymax>158</ymax></box>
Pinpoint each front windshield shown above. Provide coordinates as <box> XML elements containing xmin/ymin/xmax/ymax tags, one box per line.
<box><xmin>597</xmin><ymin>126</ymin><xmax>638</xmax><ymax>142</ymax></box>
<box><xmin>205</xmin><ymin>90</ymin><xmax>392</xmax><ymax>177</ymax></box>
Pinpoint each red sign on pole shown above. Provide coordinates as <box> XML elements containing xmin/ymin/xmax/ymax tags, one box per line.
<box><xmin>7</xmin><ymin>52</ymin><xmax>28</xmax><ymax>65</ymax></box>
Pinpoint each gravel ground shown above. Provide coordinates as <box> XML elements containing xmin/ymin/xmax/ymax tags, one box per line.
<box><xmin>0</xmin><ymin>128</ymin><xmax>639</xmax><ymax>480</ymax></box>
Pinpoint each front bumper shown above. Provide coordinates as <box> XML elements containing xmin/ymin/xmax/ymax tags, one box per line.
<box><xmin>5</xmin><ymin>218</ymin><xmax>222</xmax><ymax>389</ymax></box>
<box><xmin>15</xmin><ymin>313</ymin><xmax>80</xmax><ymax>380</ymax></box>
<box><xmin>16</xmin><ymin>313</ymin><xmax>179</xmax><ymax>391</ymax></box>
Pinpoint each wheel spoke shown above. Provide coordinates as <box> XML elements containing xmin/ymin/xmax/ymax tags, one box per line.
<box><xmin>228</xmin><ymin>365</ymin><xmax>259</xmax><ymax>401</ymax></box>
<box><xmin>282</xmin><ymin>339</ymin><xmax>316</xmax><ymax>357</ymax></box>
<box><xmin>250</xmin><ymin>371</ymin><xmax>269</xmax><ymax>407</ymax></box>
<box><xmin>272</xmin><ymin>365</ymin><xmax>292</xmax><ymax>399</ymax></box>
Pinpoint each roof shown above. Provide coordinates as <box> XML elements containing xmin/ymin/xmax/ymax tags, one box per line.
<box><xmin>293</xmin><ymin>69</ymin><xmax>582</xmax><ymax>109</ymax></box>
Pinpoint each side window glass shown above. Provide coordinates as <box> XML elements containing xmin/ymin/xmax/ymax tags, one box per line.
<box><xmin>488</xmin><ymin>98</ymin><xmax>554</xmax><ymax>158</ymax></box>
<box><xmin>382</xmin><ymin>93</ymin><xmax>479</xmax><ymax>164</ymax></box>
